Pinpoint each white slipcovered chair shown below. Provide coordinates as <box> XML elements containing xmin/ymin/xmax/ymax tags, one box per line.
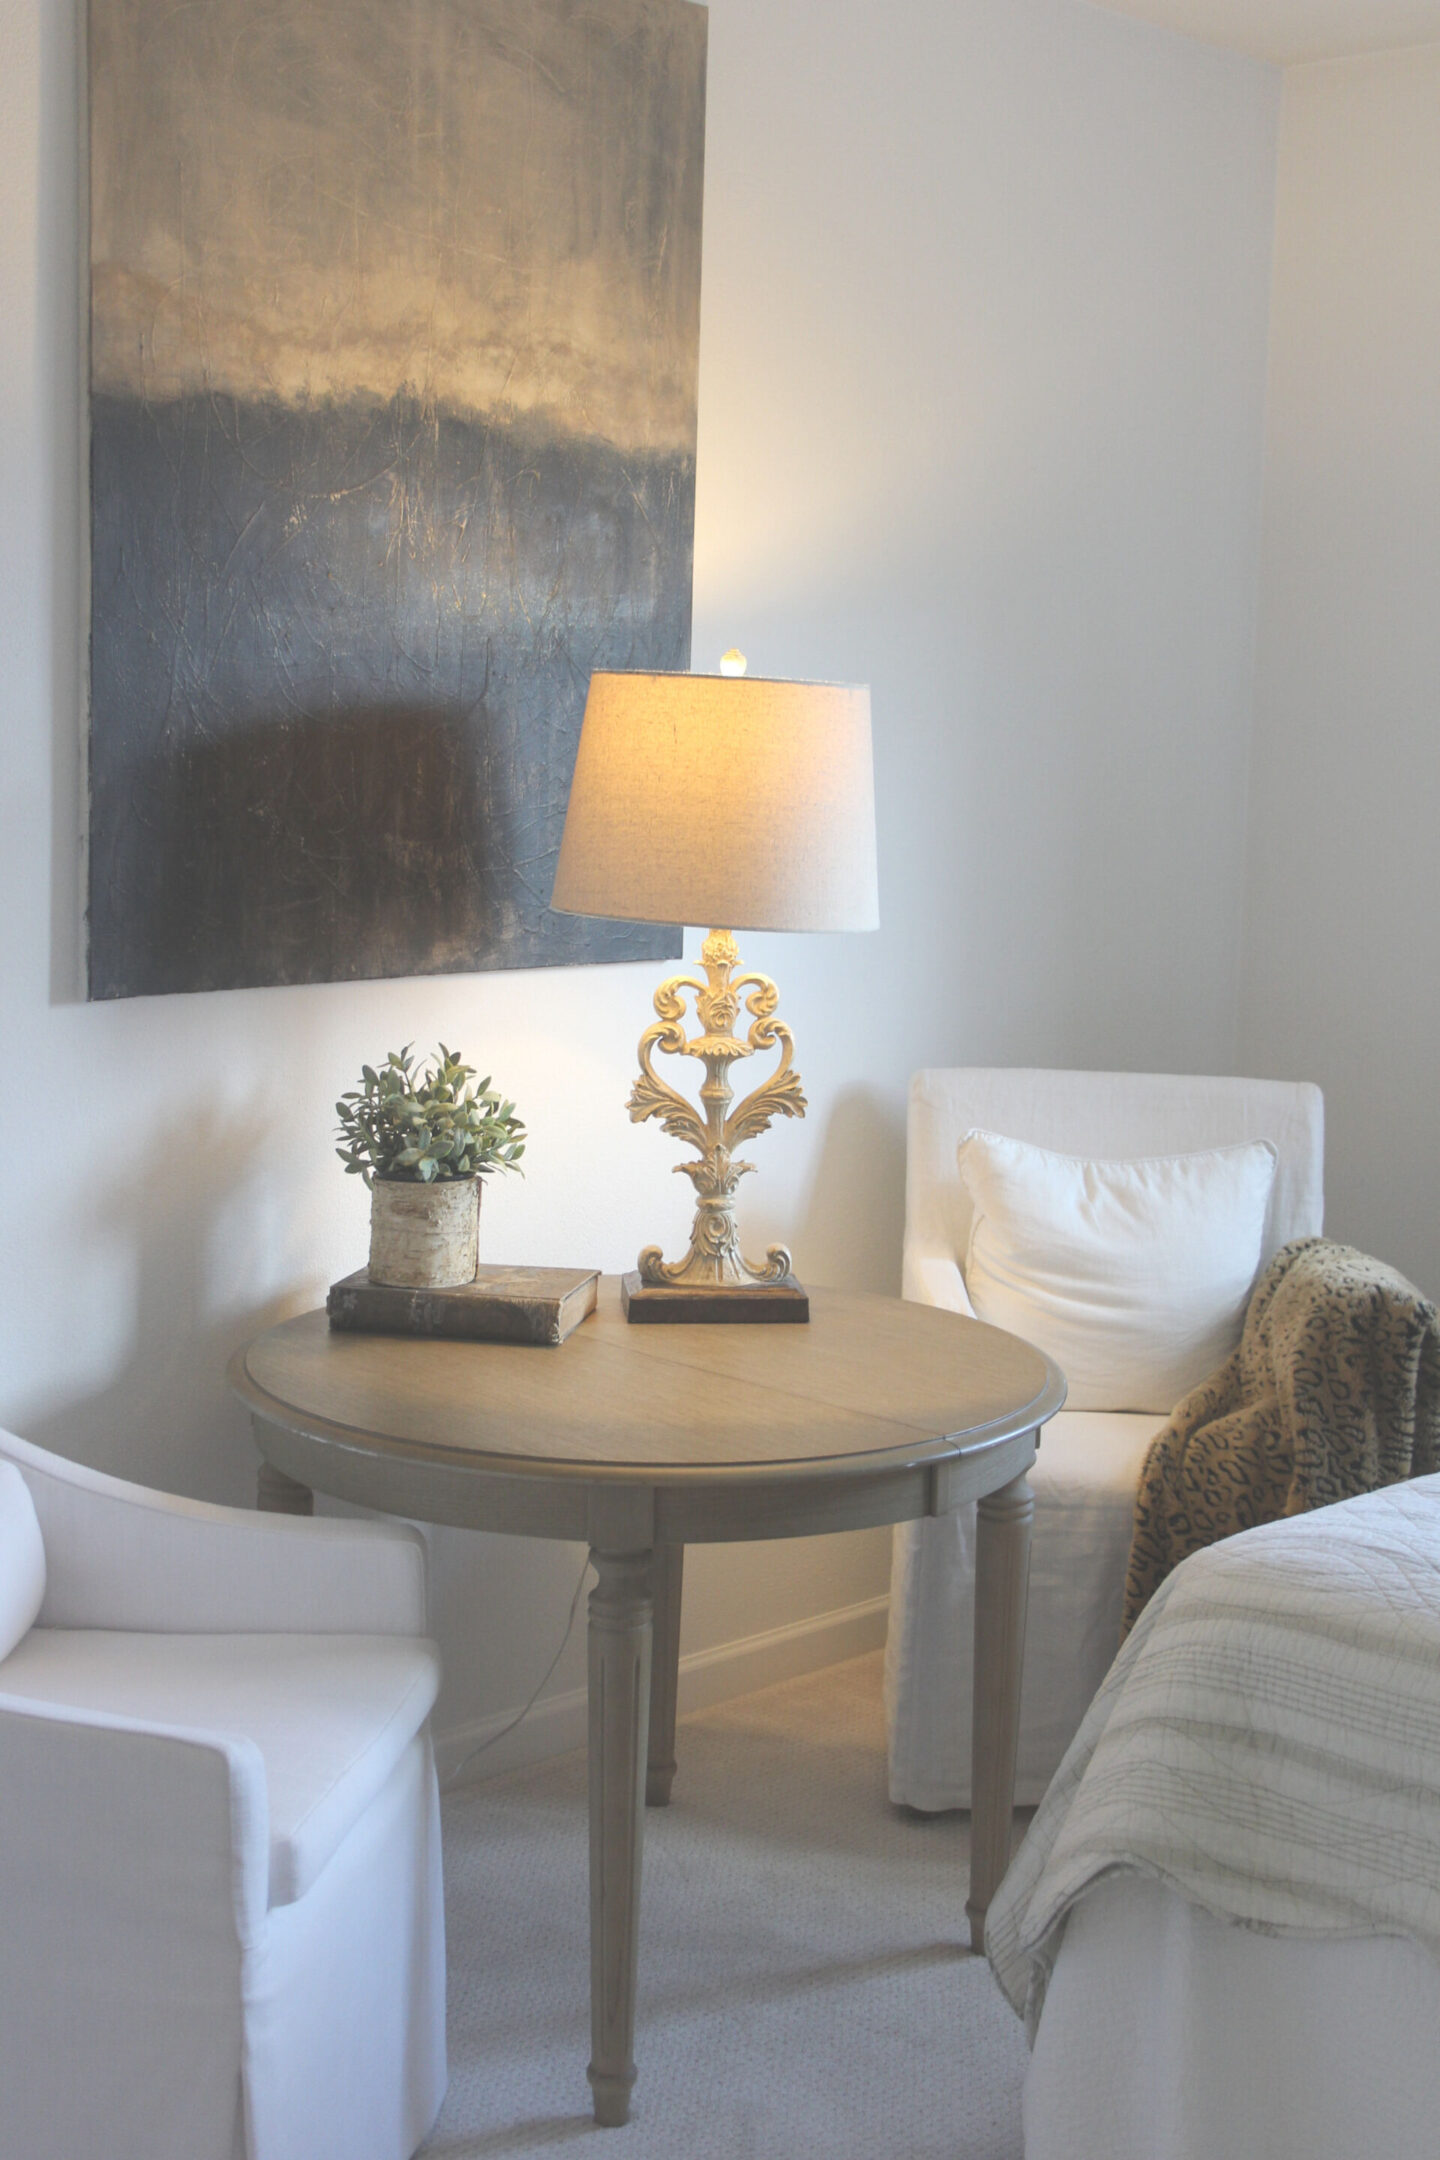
<box><xmin>0</xmin><ymin>1429</ymin><xmax>447</xmax><ymax>2160</ymax></box>
<box><xmin>884</xmin><ymin>1068</ymin><xmax>1324</xmax><ymax>1809</ymax></box>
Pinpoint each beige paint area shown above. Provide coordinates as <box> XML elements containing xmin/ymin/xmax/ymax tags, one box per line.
<box><xmin>89</xmin><ymin>0</ymin><xmax>704</xmax><ymax>454</ymax></box>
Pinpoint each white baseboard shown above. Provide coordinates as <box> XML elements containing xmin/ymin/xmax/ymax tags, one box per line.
<box><xmin>437</xmin><ymin>1592</ymin><xmax>890</xmax><ymax>1789</ymax></box>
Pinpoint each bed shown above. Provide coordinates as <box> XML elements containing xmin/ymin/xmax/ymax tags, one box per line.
<box><xmin>987</xmin><ymin>1474</ymin><xmax>1440</xmax><ymax>2160</ymax></box>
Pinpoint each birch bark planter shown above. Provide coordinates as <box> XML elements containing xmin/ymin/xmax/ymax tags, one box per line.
<box><xmin>368</xmin><ymin>1177</ymin><xmax>480</xmax><ymax>1289</ymax></box>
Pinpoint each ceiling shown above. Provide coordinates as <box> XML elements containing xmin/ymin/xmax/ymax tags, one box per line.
<box><xmin>1086</xmin><ymin>0</ymin><xmax>1440</xmax><ymax>64</ymax></box>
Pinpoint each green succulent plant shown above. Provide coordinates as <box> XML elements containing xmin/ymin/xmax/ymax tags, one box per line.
<box><xmin>336</xmin><ymin>1045</ymin><xmax>526</xmax><ymax>1187</ymax></box>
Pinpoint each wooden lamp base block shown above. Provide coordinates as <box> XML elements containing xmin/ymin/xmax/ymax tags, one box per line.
<box><xmin>621</xmin><ymin>1273</ymin><xmax>809</xmax><ymax>1324</ymax></box>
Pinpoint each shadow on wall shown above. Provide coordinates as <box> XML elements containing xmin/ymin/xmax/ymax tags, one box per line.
<box><xmin>791</xmin><ymin>1084</ymin><xmax>908</xmax><ymax>1295</ymax></box>
<box><xmin>18</xmin><ymin>1101</ymin><xmax>305</xmax><ymax>1507</ymax></box>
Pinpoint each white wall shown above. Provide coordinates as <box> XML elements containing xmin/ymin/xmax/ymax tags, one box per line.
<box><xmin>1239</xmin><ymin>45</ymin><xmax>1440</xmax><ymax>1300</ymax></box>
<box><xmin>0</xmin><ymin>0</ymin><xmax>1278</xmax><ymax>1759</ymax></box>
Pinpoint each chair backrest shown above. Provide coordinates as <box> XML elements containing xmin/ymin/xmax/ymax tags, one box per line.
<box><xmin>0</xmin><ymin>1458</ymin><xmax>46</xmax><ymax>1662</ymax></box>
<box><xmin>905</xmin><ymin>1068</ymin><xmax>1324</xmax><ymax>1312</ymax></box>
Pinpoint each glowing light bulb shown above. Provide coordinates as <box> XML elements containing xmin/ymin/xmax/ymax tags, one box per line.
<box><xmin>719</xmin><ymin>649</ymin><xmax>747</xmax><ymax>678</ymax></box>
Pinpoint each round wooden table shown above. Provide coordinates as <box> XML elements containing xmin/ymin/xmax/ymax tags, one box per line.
<box><xmin>229</xmin><ymin>1280</ymin><xmax>1064</xmax><ymax>2127</ymax></box>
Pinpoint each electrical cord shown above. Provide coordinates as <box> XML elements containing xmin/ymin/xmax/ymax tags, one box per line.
<box><xmin>441</xmin><ymin>1551</ymin><xmax>594</xmax><ymax>1793</ymax></box>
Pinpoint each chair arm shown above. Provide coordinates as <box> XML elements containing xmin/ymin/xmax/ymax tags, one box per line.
<box><xmin>0</xmin><ymin>1431</ymin><xmax>428</xmax><ymax>1636</ymax></box>
<box><xmin>0</xmin><ymin>1695</ymin><xmax>268</xmax><ymax>2153</ymax></box>
<box><xmin>901</xmin><ymin>1247</ymin><xmax>978</xmax><ymax>1318</ymax></box>
<box><xmin>0</xmin><ymin>1689</ymin><xmax>269</xmax><ymax>1947</ymax></box>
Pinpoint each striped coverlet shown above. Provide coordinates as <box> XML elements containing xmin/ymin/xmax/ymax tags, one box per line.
<box><xmin>987</xmin><ymin>1474</ymin><xmax>1440</xmax><ymax>2037</ymax></box>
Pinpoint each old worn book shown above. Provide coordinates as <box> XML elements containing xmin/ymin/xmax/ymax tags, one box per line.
<box><xmin>327</xmin><ymin>1266</ymin><xmax>599</xmax><ymax>1347</ymax></box>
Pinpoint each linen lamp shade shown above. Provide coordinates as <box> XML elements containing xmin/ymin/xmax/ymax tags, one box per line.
<box><xmin>550</xmin><ymin>670</ymin><xmax>879</xmax><ymax>932</ymax></box>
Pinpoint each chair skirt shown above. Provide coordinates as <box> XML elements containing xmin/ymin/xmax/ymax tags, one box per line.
<box><xmin>885</xmin><ymin>1410</ymin><xmax>1161</xmax><ymax>1809</ymax></box>
<box><xmin>236</xmin><ymin>1733</ymin><xmax>447</xmax><ymax>2160</ymax></box>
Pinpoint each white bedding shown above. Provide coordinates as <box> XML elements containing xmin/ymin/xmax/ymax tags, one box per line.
<box><xmin>1024</xmin><ymin>1874</ymin><xmax>1440</xmax><ymax>2160</ymax></box>
<box><xmin>987</xmin><ymin>1472</ymin><xmax>1440</xmax><ymax>2034</ymax></box>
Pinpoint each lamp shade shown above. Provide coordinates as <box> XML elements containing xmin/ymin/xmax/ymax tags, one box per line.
<box><xmin>550</xmin><ymin>670</ymin><xmax>879</xmax><ymax>932</ymax></box>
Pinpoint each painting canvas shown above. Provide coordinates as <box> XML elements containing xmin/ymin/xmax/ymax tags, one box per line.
<box><xmin>86</xmin><ymin>0</ymin><xmax>704</xmax><ymax>999</ymax></box>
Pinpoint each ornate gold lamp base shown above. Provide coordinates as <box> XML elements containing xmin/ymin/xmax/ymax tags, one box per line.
<box><xmin>622</xmin><ymin>928</ymin><xmax>810</xmax><ymax>1324</ymax></box>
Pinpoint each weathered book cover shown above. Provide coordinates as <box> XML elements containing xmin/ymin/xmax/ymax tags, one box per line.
<box><xmin>327</xmin><ymin>1266</ymin><xmax>599</xmax><ymax>1346</ymax></box>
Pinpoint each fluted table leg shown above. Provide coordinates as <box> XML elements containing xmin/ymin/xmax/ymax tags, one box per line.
<box><xmin>586</xmin><ymin>1546</ymin><xmax>655</xmax><ymax>2127</ymax></box>
<box><xmin>646</xmin><ymin>1544</ymin><xmax>684</xmax><ymax>1806</ymax></box>
<box><xmin>967</xmin><ymin>1465</ymin><xmax>1035</xmax><ymax>1955</ymax></box>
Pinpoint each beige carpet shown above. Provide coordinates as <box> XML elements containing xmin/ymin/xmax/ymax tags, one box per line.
<box><xmin>421</xmin><ymin>1651</ymin><xmax>1028</xmax><ymax>2157</ymax></box>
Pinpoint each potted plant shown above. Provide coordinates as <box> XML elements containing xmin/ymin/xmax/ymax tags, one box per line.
<box><xmin>336</xmin><ymin>1045</ymin><xmax>526</xmax><ymax>1289</ymax></box>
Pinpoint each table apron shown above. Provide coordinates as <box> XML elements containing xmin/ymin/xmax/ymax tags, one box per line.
<box><xmin>249</xmin><ymin>1415</ymin><xmax>1039</xmax><ymax>1545</ymax></box>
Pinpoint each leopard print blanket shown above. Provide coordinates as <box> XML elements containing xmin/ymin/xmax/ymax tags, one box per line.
<box><xmin>1122</xmin><ymin>1236</ymin><xmax>1440</xmax><ymax>1636</ymax></box>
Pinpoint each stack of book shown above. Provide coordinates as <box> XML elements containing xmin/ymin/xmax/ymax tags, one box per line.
<box><xmin>327</xmin><ymin>1265</ymin><xmax>599</xmax><ymax>1347</ymax></box>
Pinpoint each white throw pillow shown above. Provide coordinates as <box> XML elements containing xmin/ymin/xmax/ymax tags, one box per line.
<box><xmin>957</xmin><ymin>1129</ymin><xmax>1277</xmax><ymax>1413</ymax></box>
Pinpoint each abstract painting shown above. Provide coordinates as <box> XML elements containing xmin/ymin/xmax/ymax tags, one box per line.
<box><xmin>86</xmin><ymin>0</ymin><xmax>705</xmax><ymax>998</ymax></box>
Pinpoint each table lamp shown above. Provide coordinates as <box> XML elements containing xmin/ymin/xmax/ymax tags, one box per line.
<box><xmin>550</xmin><ymin>655</ymin><xmax>878</xmax><ymax>1322</ymax></box>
